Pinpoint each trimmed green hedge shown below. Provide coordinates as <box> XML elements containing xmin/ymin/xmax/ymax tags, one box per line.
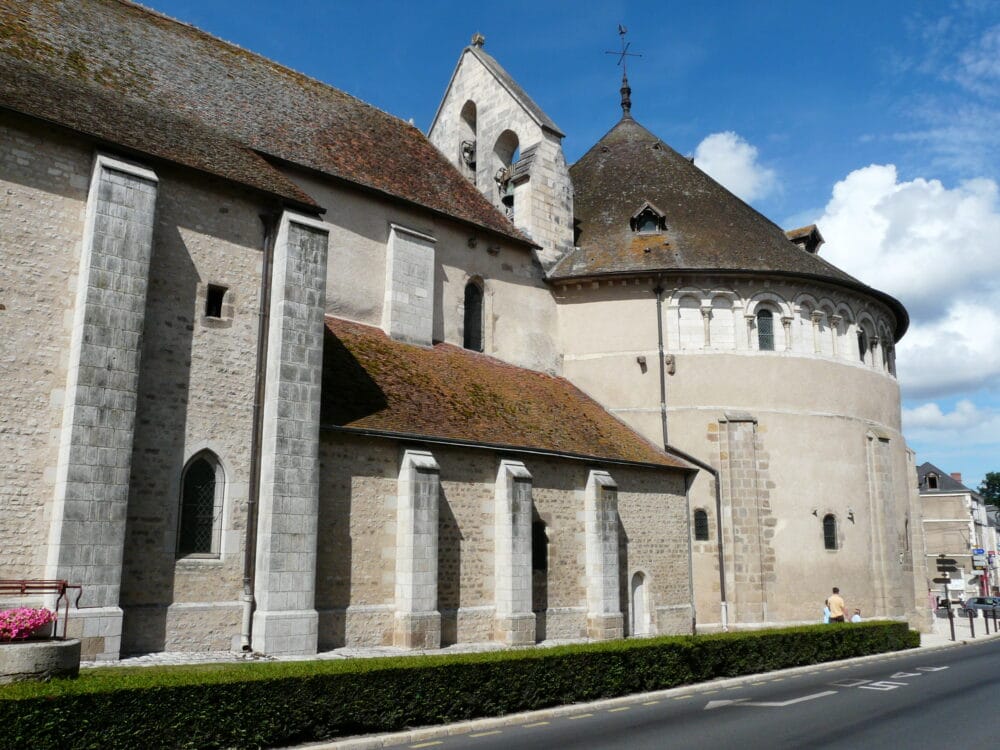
<box><xmin>0</xmin><ymin>622</ymin><xmax>917</xmax><ymax>749</ymax></box>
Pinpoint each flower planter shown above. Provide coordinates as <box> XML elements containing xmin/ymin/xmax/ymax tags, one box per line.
<box><xmin>0</xmin><ymin>638</ymin><xmax>81</xmax><ymax>684</ymax></box>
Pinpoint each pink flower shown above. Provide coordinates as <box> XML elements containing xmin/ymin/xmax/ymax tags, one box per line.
<box><xmin>0</xmin><ymin>607</ymin><xmax>55</xmax><ymax>640</ymax></box>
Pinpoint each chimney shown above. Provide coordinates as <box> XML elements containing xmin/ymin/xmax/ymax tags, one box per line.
<box><xmin>951</xmin><ymin>472</ymin><xmax>962</xmax><ymax>483</ymax></box>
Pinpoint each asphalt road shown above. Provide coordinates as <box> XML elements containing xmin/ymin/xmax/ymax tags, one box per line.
<box><xmin>396</xmin><ymin>640</ymin><xmax>1000</xmax><ymax>750</ymax></box>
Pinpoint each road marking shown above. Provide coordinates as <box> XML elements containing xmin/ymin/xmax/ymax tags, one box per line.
<box><xmin>470</xmin><ymin>731</ymin><xmax>501</xmax><ymax>738</ymax></box>
<box><xmin>751</xmin><ymin>681</ymin><xmax>766</xmax><ymax>685</ymax></box>
<box><xmin>673</xmin><ymin>695</ymin><xmax>693</xmax><ymax>700</ymax></box>
<box><xmin>568</xmin><ymin>713</ymin><xmax>593</xmax><ymax>720</ymax></box>
<box><xmin>831</xmin><ymin>678</ymin><xmax>871</xmax><ymax>687</ymax></box>
<box><xmin>705</xmin><ymin>691</ymin><xmax>837</xmax><ymax>710</ymax></box>
<box><xmin>917</xmin><ymin>666</ymin><xmax>949</xmax><ymax>672</ymax></box>
<box><xmin>890</xmin><ymin>672</ymin><xmax>921</xmax><ymax>679</ymax></box>
<box><xmin>608</xmin><ymin>707</ymin><xmax>630</xmax><ymax>713</ymax></box>
<box><xmin>643</xmin><ymin>700</ymin><xmax>660</xmax><ymax>705</ymax></box>
<box><xmin>704</xmin><ymin>690</ymin><xmax>718</xmax><ymax>694</ymax></box>
<box><xmin>411</xmin><ymin>743</ymin><xmax>442</xmax><ymax>748</ymax></box>
<box><xmin>859</xmin><ymin>681</ymin><xmax>907</xmax><ymax>691</ymax></box>
<box><xmin>522</xmin><ymin>722</ymin><xmax>549</xmax><ymax>728</ymax></box>
<box><xmin>770</xmin><ymin>678</ymin><xmax>785</xmax><ymax>682</ymax></box>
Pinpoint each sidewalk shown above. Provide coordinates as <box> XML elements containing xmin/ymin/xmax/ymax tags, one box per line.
<box><xmin>82</xmin><ymin>615</ymin><xmax>999</xmax><ymax>669</ymax></box>
<box><xmin>920</xmin><ymin>608</ymin><xmax>1000</xmax><ymax>647</ymax></box>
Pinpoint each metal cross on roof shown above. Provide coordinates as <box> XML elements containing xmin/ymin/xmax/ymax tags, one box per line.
<box><xmin>605</xmin><ymin>25</ymin><xmax>640</xmax><ymax>117</ymax></box>
<box><xmin>605</xmin><ymin>24</ymin><xmax>641</xmax><ymax>78</ymax></box>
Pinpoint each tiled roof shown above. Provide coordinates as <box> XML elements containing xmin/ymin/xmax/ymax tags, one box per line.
<box><xmin>0</xmin><ymin>0</ymin><xmax>531</xmax><ymax>245</ymax></box>
<box><xmin>917</xmin><ymin>462</ymin><xmax>975</xmax><ymax>494</ymax></box>
<box><xmin>321</xmin><ymin>316</ymin><xmax>693</xmax><ymax>470</ymax></box>
<box><xmin>555</xmin><ymin>116</ymin><xmax>908</xmax><ymax>338</ymax></box>
<box><xmin>0</xmin><ymin>58</ymin><xmax>318</xmax><ymax>208</ymax></box>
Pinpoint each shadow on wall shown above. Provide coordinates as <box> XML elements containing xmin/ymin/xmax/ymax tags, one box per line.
<box><xmin>119</xmin><ymin>222</ymin><xmax>199</xmax><ymax>654</ymax></box>
<box><xmin>438</xmin><ymin>489</ymin><xmax>463</xmax><ymax>646</ymax></box>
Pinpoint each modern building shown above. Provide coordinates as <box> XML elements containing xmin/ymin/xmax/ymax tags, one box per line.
<box><xmin>917</xmin><ymin>463</ymin><xmax>997</xmax><ymax>601</ymax></box>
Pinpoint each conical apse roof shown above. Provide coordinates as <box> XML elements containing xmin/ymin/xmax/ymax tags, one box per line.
<box><xmin>554</xmin><ymin>116</ymin><xmax>907</xmax><ymax>336</ymax></box>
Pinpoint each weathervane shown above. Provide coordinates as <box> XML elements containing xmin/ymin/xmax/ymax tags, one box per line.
<box><xmin>605</xmin><ymin>25</ymin><xmax>641</xmax><ymax>117</ymax></box>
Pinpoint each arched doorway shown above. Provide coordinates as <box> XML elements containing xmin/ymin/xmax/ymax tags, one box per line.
<box><xmin>630</xmin><ymin>571</ymin><xmax>649</xmax><ymax>636</ymax></box>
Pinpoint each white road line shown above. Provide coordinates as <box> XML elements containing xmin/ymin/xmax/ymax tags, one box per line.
<box><xmin>705</xmin><ymin>690</ymin><xmax>838</xmax><ymax>710</ymax></box>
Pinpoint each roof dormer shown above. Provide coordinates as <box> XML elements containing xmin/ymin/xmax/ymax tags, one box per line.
<box><xmin>630</xmin><ymin>201</ymin><xmax>667</xmax><ymax>233</ymax></box>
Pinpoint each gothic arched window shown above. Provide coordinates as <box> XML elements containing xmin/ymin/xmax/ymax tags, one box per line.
<box><xmin>464</xmin><ymin>279</ymin><xmax>484</xmax><ymax>352</ymax></box>
<box><xmin>757</xmin><ymin>309</ymin><xmax>774</xmax><ymax>351</ymax></box>
<box><xmin>178</xmin><ymin>452</ymin><xmax>224</xmax><ymax>557</ymax></box>
<box><xmin>857</xmin><ymin>329</ymin><xmax>869</xmax><ymax>363</ymax></box>
<box><xmin>693</xmin><ymin>509</ymin><xmax>710</xmax><ymax>541</ymax></box>
<box><xmin>823</xmin><ymin>514</ymin><xmax>838</xmax><ymax>551</ymax></box>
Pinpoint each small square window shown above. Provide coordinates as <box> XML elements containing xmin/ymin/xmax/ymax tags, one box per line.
<box><xmin>205</xmin><ymin>285</ymin><xmax>227</xmax><ymax>319</ymax></box>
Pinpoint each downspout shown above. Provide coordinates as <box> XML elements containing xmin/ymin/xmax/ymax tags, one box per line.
<box><xmin>653</xmin><ymin>279</ymin><xmax>669</xmax><ymax>447</ymax></box>
<box><xmin>241</xmin><ymin>210</ymin><xmax>279</xmax><ymax>651</ymax></box>
<box><xmin>667</xmin><ymin>443</ymin><xmax>729</xmax><ymax>632</ymax></box>
<box><xmin>653</xmin><ymin>279</ymin><xmax>696</xmax><ymax>632</ymax></box>
<box><xmin>653</xmin><ymin>279</ymin><xmax>728</xmax><ymax>632</ymax></box>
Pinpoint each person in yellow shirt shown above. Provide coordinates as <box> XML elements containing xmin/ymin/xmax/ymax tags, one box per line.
<box><xmin>827</xmin><ymin>587</ymin><xmax>846</xmax><ymax>623</ymax></box>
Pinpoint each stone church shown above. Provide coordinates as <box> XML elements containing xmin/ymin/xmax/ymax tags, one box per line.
<box><xmin>0</xmin><ymin>0</ymin><xmax>928</xmax><ymax>660</ymax></box>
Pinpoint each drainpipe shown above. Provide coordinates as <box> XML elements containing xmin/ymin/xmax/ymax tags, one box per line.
<box><xmin>667</xmin><ymin>444</ymin><xmax>729</xmax><ymax>632</ymax></box>
<box><xmin>653</xmin><ymin>280</ymin><xmax>696</xmax><ymax>632</ymax></box>
<box><xmin>652</xmin><ymin>279</ymin><xmax>728</xmax><ymax>632</ymax></box>
<box><xmin>652</xmin><ymin>280</ymin><xmax>669</xmax><ymax>448</ymax></box>
<box><xmin>241</xmin><ymin>210</ymin><xmax>279</xmax><ymax>651</ymax></box>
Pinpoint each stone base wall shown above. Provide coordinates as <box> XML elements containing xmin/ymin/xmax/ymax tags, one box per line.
<box><xmin>122</xmin><ymin>603</ymin><xmax>241</xmax><ymax>654</ymax></box>
<box><xmin>393</xmin><ymin>611</ymin><xmax>441</xmax><ymax>650</ymax></box>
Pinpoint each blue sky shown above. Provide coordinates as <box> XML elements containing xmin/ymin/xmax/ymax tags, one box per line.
<box><xmin>141</xmin><ymin>0</ymin><xmax>1000</xmax><ymax>491</ymax></box>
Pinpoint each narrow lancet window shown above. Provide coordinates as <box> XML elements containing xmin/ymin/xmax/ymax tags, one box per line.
<box><xmin>757</xmin><ymin>309</ymin><xmax>774</xmax><ymax>351</ymax></box>
<box><xmin>464</xmin><ymin>280</ymin><xmax>484</xmax><ymax>352</ymax></box>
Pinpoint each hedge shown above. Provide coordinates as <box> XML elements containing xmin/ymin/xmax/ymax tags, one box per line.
<box><xmin>0</xmin><ymin>621</ymin><xmax>917</xmax><ymax>749</ymax></box>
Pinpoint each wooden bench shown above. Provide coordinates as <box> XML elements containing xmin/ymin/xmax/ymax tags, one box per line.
<box><xmin>0</xmin><ymin>580</ymin><xmax>83</xmax><ymax>639</ymax></box>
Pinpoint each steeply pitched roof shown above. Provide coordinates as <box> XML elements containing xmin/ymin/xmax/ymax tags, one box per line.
<box><xmin>917</xmin><ymin>462</ymin><xmax>976</xmax><ymax>494</ymax></box>
<box><xmin>0</xmin><ymin>58</ymin><xmax>318</xmax><ymax>208</ymax></box>
<box><xmin>555</xmin><ymin>116</ymin><xmax>908</xmax><ymax>338</ymax></box>
<box><xmin>321</xmin><ymin>316</ymin><xmax>693</xmax><ymax>470</ymax></box>
<box><xmin>0</xmin><ymin>0</ymin><xmax>531</xmax><ymax>245</ymax></box>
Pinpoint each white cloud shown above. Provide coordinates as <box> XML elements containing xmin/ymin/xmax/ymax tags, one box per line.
<box><xmin>904</xmin><ymin>399</ymin><xmax>986</xmax><ymax>431</ymax></box>
<box><xmin>954</xmin><ymin>24</ymin><xmax>1000</xmax><ymax>97</ymax></box>
<box><xmin>815</xmin><ymin>164</ymin><xmax>1000</xmax><ymax>398</ymax></box>
<box><xmin>693</xmin><ymin>131</ymin><xmax>777</xmax><ymax>203</ymax></box>
<box><xmin>903</xmin><ymin>400</ymin><xmax>1000</xmax><ymax>461</ymax></box>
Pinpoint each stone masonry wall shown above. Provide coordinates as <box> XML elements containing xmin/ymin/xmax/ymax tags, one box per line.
<box><xmin>118</xmin><ymin>168</ymin><xmax>268</xmax><ymax>654</ymax></box>
<box><xmin>382</xmin><ymin>225</ymin><xmax>434</xmax><ymax>347</ymax></box>
<box><xmin>717</xmin><ymin>415</ymin><xmax>775</xmax><ymax>625</ymax></box>
<box><xmin>316</xmin><ymin>433</ymin><xmax>692</xmax><ymax>648</ymax></box>
<box><xmin>45</xmin><ymin>153</ymin><xmax>158</xmax><ymax>660</ymax></box>
<box><xmin>252</xmin><ymin>214</ymin><xmax>329</xmax><ymax>656</ymax></box>
<box><xmin>0</xmin><ymin>116</ymin><xmax>91</xmax><ymax>581</ymax></box>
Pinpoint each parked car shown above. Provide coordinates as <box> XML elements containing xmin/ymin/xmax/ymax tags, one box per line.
<box><xmin>961</xmin><ymin>596</ymin><xmax>1000</xmax><ymax>617</ymax></box>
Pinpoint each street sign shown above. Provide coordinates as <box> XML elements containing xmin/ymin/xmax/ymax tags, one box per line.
<box><xmin>936</xmin><ymin>556</ymin><xmax>958</xmax><ymax>573</ymax></box>
<box><xmin>973</xmin><ymin>548</ymin><xmax>985</xmax><ymax>555</ymax></box>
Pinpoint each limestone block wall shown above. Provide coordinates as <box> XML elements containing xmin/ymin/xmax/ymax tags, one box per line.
<box><xmin>316</xmin><ymin>433</ymin><xmax>692</xmax><ymax>649</ymax></box>
<box><xmin>44</xmin><ymin>153</ymin><xmax>158</xmax><ymax>661</ymax></box>
<box><xmin>554</xmin><ymin>275</ymin><xmax>927</xmax><ymax>630</ymax></box>
<box><xmin>0</xmin><ymin>116</ymin><xmax>92</xmax><ymax>582</ymax></box>
<box><xmin>282</xmin><ymin>170</ymin><xmax>560</xmax><ymax>375</ymax></box>
<box><xmin>427</xmin><ymin>46</ymin><xmax>574</xmax><ymax>268</ymax></box>
<box><xmin>252</xmin><ymin>212</ymin><xmax>329</xmax><ymax>656</ymax></box>
<box><xmin>117</xmin><ymin>169</ymin><xmax>269</xmax><ymax>655</ymax></box>
<box><xmin>382</xmin><ymin>225</ymin><xmax>435</xmax><ymax>347</ymax></box>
